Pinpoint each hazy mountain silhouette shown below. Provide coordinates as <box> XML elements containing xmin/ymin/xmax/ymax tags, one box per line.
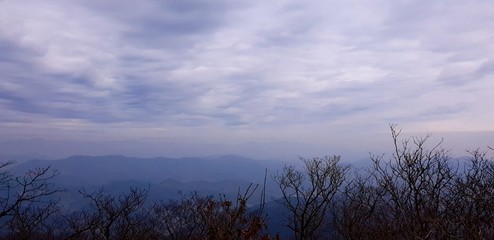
<box><xmin>8</xmin><ymin>155</ymin><xmax>285</xmax><ymax>212</ymax></box>
<box><xmin>10</xmin><ymin>155</ymin><xmax>284</xmax><ymax>185</ymax></box>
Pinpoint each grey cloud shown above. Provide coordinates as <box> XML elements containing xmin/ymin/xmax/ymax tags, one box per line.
<box><xmin>0</xmin><ymin>40</ymin><xmax>37</xmax><ymax>64</ymax></box>
<box><xmin>0</xmin><ymin>89</ymin><xmax>116</xmax><ymax>124</ymax></box>
<box><xmin>0</xmin><ymin>40</ymin><xmax>44</xmax><ymax>79</ymax></box>
<box><xmin>1</xmin><ymin>0</ymin><xmax>493</xmax><ymax>144</ymax></box>
<box><xmin>437</xmin><ymin>60</ymin><xmax>494</xmax><ymax>86</ymax></box>
<box><xmin>114</xmin><ymin>81</ymin><xmax>188</xmax><ymax>116</ymax></box>
<box><xmin>0</xmin><ymin>90</ymin><xmax>34</xmax><ymax>115</ymax></box>
<box><xmin>355</xmin><ymin>0</ymin><xmax>492</xmax><ymax>58</ymax></box>
<box><xmin>474</xmin><ymin>60</ymin><xmax>494</xmax><ymax>78</ymax></box>
<box><xmin>418</xmin><ymin>104</ymin><xmax>469</xmax><ymax>118</ymax></box>
<box><xmin>437</xmin><ymin>72</ymin><xmax>471</xmax><ymax>86</ymax></box>
<box><xmin>79</xmin><ymin>0</ymin><xmax>241</xmax><ymax>49</ymax></box>
<box><xmin>2</xmin><ymin>68</ymin><xmax>122</xmax><ymax>123</ymax></box>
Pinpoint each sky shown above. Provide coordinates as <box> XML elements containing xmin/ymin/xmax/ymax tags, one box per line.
<box><xmin>0</xmin><ymin>0</ymin><xmax>493</xmax><ymax>160</ymax></box>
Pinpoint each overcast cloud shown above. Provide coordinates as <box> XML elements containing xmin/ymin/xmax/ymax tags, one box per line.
<box><xmin>0</xmin><ymin>0</ymin><xmax>493</xmax><ymax>157</ymax></box>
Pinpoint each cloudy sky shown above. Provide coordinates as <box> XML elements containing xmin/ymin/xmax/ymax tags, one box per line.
<box><xmin>1</xmin><ymin>0</ymin><xmax>493</xmax><ymax>158</ymax></box>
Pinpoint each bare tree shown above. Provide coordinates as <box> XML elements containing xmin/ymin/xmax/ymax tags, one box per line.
<box><xmin>150</xmin><ymin>182</ymin><xmax>273</xmax><ymax>240</ymax></box>
<box><xmin>150</xmin><ymin>193</ymin><xmax>208</xmax><ymax>240</ymax></box>
<box><xmin>332</xmin><ymin>125</ymin><xmax>488</xmax><ymax>240</ymax></box>
<box><xmin>0</xmin><ymin>163</ymin><xmax>60</xmax><ymax>219</ymax></box>
<box><xmin>447</xmin><ymin>148</ymin><xmax>494</xmax><ymax>240</ymax></box>
<box><xmin>63</xmin><ymin>209</ymin><xmax>101</xmax><ymax>239</ymax></box>
<box><xmin>65</xmin><ymin>187</ymin><xmax>151</xmax><ymax>240</ymax></box>
<box><xmin>368</xmin><ymin>125</ymin><xmax>456</xmax><ymax>239</ymax></box>
<box><xmin>0</xmin><ymin>162</ymin><xmax>62</xmax><ymax>239</ymax></box>
<box><xmin>274</xmin><ymin>156</ymin><xmax>349</xmax><ymax>240</ymax></box>
<box><xmin>7</xmin><ymin>199</ymin><xmax>59</xmax><ymax>240</ymax></box>
<box><xmin>332</xmin><ymin>170</ymin><xmax>389</xmax><ymax>240</ymax></box>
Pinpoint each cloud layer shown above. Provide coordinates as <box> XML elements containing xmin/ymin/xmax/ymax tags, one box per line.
<box><xmin>1</xmin><ymin>0</ymin><xmax>493</xmax><ymax>147</ymax></box>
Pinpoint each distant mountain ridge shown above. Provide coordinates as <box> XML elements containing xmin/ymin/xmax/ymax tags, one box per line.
<box><xmin>5</xmin><ymin>154</ymin><xmax>286</xmax><ymax>216</ymax></box>
<box><xmin>10</xmin><ymin>154</ymin><xmax>285</xmax><ymax>186</ymax></box>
